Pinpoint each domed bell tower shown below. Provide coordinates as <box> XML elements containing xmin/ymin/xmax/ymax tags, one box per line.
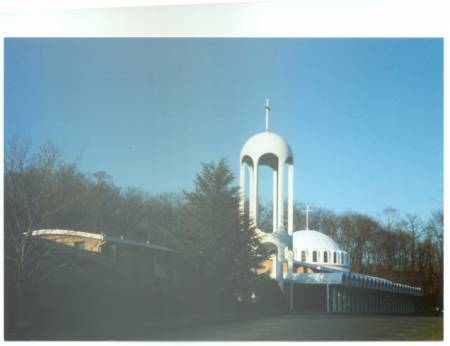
<box><xmin>239</xmin><ymin>99</ymin><xmax>294</xmax><ymax>290</ymax></box>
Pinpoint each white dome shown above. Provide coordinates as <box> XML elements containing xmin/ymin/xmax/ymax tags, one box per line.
<box><xmin>293</xmin><ymin>230</ymin><xmax>349</xmax><ymax>268</ymax></box>
<box><xmin>240</xmin><ymin>131</ymin><xmax>293</xmax><ymax>168</ymax></box>
<box><xmin>293</xmin><ymin>230</ymin><xmax>340</xmax><ymax>252</ymax></box>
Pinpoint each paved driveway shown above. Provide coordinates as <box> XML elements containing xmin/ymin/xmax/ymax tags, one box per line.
<box><xmin>153</xmin><ymin>314</ymin><xmax>442</xmax><ymax>341</ymax></box>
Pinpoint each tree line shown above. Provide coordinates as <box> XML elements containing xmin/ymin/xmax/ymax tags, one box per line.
<box><xmin>4</xmin><ymin>137</ymin><xmax>443</xmax><ymax>332</ymax></box>
<box><xmin>259</xmin><ymin>201</ymin><xmax>442</xmax><ymax>300</ymax></box>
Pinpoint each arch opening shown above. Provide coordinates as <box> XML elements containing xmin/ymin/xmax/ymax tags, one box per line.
<box><xmin>257</xmin><ymin>242</ymin><xmax>278</xmax><ymax>278</ymax></box>
<box><xmin>257</xmin><ymin>165</ymin><xmax>274</xmax><ymax>233</ymax></box>
<box><xmin>258</xmin><ymin>152</ymin><xmax>279</xmax><ymax>170</ymax></box>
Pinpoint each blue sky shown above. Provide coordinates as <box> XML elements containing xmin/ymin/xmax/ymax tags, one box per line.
<box><xmin>4</xmin><ymin>38</ymin><xmax>443</xmax><ymax>221</ymax></box>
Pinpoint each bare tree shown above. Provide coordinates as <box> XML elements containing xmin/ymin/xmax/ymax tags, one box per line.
<box><xmin>424</xmin><ymin>210</ymin><xmax>443</xmax><ymax>298</ymax></box>
<box><xmin>4</xmin><ymin>137</ymin><xmax>82</xmax><ymax>331</ymax></box>
<box><xmin>339</xmin><ymin>212</ymin><xmax>377</xmax><ymax>273</ymax></box>
<box><xmin>401</xmin><ymin>214</ymin><xmax>423</xmax><ymax>281</ymax></box>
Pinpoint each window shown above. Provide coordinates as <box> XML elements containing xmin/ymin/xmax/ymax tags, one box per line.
<box><xmin>341</xmin><ymin>252</ymin><xmax>344</xmax><ymax>265</ymax></box>
<box><xmin>74</xmin><ymin>241</ymin><xmax>85</xmax><ymax>250</ymax></box>
<box><xmin>301</xmin><ymin>250</ymin><xmax>306</xmax><ymax>262</ymax></box>
<box><xmin>333</xmin><ymin>251</ymin><xmax>337</xmax><ymax>264</ymax></box>
<box><xmin>312</xmin><ymin>251</ymin><xmax>318</xmax><ymax>263</ymax></box>
<box><xmin>323</xmin><ymin>251</ymin><xmax>328</xmax><ymax>263</ymax></box>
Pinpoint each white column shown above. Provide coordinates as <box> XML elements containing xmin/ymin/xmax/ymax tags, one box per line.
<box><xmin>350</xmin><ymin>289</ymin><xmax>354</xmax><ymax>313</ymax></box>
<box><xmin>252</xmin><ymin>164</ymin><xmax>259</xmax><ymax>227</ymax></box>
<box><xmin>337</xmin><ymin>289</ymin><xmax>342</xmax><ymax>312</ymax></box>
<box><xmin>332</xmin><ymin>286</ymin><xmax>337</xmax><ymax>312</ymax></box>
<box><xmin>272</xmin><ymin>169</ymin><xmax>278</xmax><ymax>233</ymax></box>
<box><xmin>248</xmin><ymin>164</ymin><xmax>253</xmax><ymax>220</ymax></box>
<box><xmin>388</xmin><ymin>295</ymin><xmax>391</xmax><ymax>314</ymax></box>
<box><xmin>277</xmin><ymin>161</ymin><xmax>285</xmax><ymax>231</ymax></box>
<box><xmin>359</xmin><ymin>291</ymin><xmax>362</xmax><ymax>313</ymax></box>
<box><xmin>342</xmin><ymin>290</ymin><xmax>347</xmax><ymax>313</ymax></box>
<box><xmin>287</xmin><ymin>249</ymin><xmax>293</xmax><ymax>273</ymax></box>
<box><xmin>239</xmin><ymin>162</ymin><xmax>245</xmax><ymax>217</ymax></box>
<box><xmin>327</xmin><ymin>284</ymin><xmax>330</xmax><ymax>313</ymax></box>
<box><xmin>387</xmin><ymin>294</ymin><xmax>390</xmax><ymax>314</ymax></box>
<box><xmin>288</xmin><ymin>164</ymin><xmax>294</xmax><ymax>235</ymax></box>
<box><xmin>376</xmin><ymin>293</ymin><xmax>380</xmax><ymax>314</ymax></box>
<box><xmin>362</xmin><ymin>292</ymin><xmax>366</xmax><ymax>313</ymax></box>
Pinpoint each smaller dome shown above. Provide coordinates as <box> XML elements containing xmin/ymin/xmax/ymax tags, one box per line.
<box><xmin>293</xmin><ymin>230</ymin><xmax>341</xmax><ymax>252</ymax></box>
<box><xmin>240</xmin><ymin>131</ymin><xmax>293</xmax><ymax>168</ymax></box>
<box><xmin>293</xmin><ymin>230</ymin><xmax>349</xmax><ymax>269</ymax></box>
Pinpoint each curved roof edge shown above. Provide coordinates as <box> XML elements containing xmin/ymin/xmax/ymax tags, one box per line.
<box><xmin>32</xmin><ymin>229</ymin><xmax>171</xmax><ymax>252</ymax></box>
<box><xmin>33</xmin><ymin>229</ymin><xmax>103</xmax><ymax>240</ymax></box>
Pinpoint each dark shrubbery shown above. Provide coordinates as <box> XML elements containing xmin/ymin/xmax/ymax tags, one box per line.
<box><xmin>252</xmin><ymin>277</ymin><xmax>289</xmax><ymax>315</ymax></box>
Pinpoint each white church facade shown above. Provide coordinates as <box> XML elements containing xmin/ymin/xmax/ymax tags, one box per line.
<box><xmin>239</xmin><ymin>99</ymin><xmax>422</xmax><ymax>314</ymax></box>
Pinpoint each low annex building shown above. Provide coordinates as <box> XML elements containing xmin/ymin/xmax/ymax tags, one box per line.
<box><xmin>31</xmin><ymin>229</ymin><xmax>173</xmax><ymax>283</ymax></box>
<box><xmin>240</xmin><ymin>99</ymin><xmax>422</xmax><ymax>314</ymax></box>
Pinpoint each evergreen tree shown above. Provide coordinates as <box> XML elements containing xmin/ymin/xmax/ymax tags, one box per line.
<box><xmin>181</xmin><ymin>159</ymin><xmax>262</xmax><ymax>311</ymax></box>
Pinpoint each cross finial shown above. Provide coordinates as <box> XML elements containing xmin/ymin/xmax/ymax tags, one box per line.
<box><xmin>265</xmin><ymin>98</ymin><xmax>271</xmax><ymax>131</ymax></box>
<box><xmin>302</xmin><ymin>204</ymin><xmax>312</xmax><ymax>230</ymax></box>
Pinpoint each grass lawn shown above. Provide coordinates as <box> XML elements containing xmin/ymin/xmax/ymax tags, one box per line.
<box><xmin>408</xmin><ymin>322</ymin><xmax>443</xmax><ymax>341</ymax></box>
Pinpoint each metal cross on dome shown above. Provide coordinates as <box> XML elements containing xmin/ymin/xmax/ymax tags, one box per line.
<box><xmin>302</xmin><ymin>204</ymin><xmax>312</xmax><ymax>230</ymax></box>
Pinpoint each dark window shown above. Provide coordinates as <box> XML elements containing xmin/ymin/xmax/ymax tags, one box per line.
<box><xmin>312</xmin><ymin>251</ymin><xmax>317</xmax><ymax>263</ymax></box>
<box><xmin>301</xmin><ymin>250</ymin><xmax>306</xmax><ymax>262</ymax></box>
<box><xmin>324</xmin><ymin>251</ymin><xmax>328</xmax><ymax>263</ymax></box>
<box><xmin>333</xmin><ymin>252</ymin><xmax>337</xmax><ymax>263</ymax></box>
<box><xmin>74</xmin><ymin>241</ymin><xmax>85</xmax><ymax>250</ymax></box>
<box><xmin>341</xmin><ymin>252</ymin><xmax>344</xmax><ymax>264</ymax></box>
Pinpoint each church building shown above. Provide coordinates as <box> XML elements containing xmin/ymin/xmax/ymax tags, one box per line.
<box><xmin>239</xmin><ymin>99</ymin><xmax>422</xmax><ymax>314</ymax></box>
